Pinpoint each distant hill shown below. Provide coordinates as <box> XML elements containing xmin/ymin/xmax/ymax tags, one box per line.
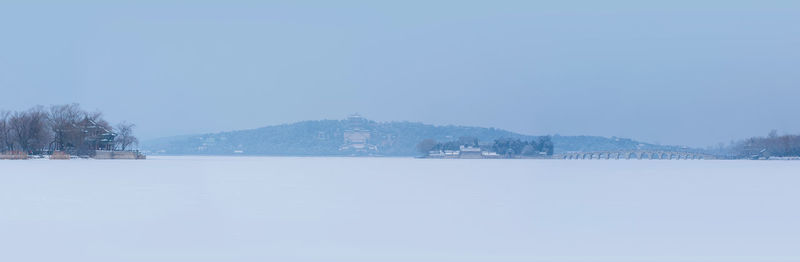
<box><xmin>141</xmin><ymin>117</ymin><xmax>692</xmax><ymax>156</ymax></box>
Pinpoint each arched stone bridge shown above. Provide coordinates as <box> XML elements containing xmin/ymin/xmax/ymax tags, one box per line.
<box><xmin>555</xmin><ymin>151</ymin><xmax>717</xmax><ymax>160</ymax></box>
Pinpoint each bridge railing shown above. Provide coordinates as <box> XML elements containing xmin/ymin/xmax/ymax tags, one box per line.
<box><xmin>554</xmin><ymin>151</ymin><xmax>717</xmax><ymax>160</ymax></box>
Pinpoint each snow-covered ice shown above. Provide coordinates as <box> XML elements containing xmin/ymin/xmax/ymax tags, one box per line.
<box><xmin>2</xmin><ymin>156</ymin><xmax>800</xmax><ymax>262</ymax></box>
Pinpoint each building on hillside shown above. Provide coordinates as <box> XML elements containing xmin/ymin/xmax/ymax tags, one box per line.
<box><xmin>339</xmin><ymin>114</ymin><xmax>378</xmax><ymax>153</ymax></box>
<box><xmin>342</xmin><ymin>130</ymin><xmax>373</xmax><ymax>150</ymax></box>
<box><xmin>346</xmin><ymin>113</ymin><xmax>367</xmax><ymax>125</ymax></box>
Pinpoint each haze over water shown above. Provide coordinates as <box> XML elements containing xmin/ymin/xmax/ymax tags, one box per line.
<box><xmin>2</xmin><ymin>1</ymin><xmax>800</xmax><ymax>146</ymax></box>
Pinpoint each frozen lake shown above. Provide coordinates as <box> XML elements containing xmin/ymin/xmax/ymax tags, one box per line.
<box><xmin>2</xmin><ymin>156</ymin><xmax>799</xmax><ymax>262</ymax></box>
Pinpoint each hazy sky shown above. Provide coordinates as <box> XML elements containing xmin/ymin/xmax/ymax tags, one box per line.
<box><xmin>1</xmin><ymin>1</ymin><xmax>798</xmax><ymax>147</ymax></box>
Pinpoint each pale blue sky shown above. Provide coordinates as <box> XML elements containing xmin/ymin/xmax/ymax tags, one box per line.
<box><xmin>1</xmin><ymin>1</ymin><xmax>798</xmax><ymax>147</ymax></box>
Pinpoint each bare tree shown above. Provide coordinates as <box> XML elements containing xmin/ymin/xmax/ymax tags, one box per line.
<box><xmin>48</xmin><ymin>104</ymin><xmax>83</xmax><ymax>151</ymax></box>
<box><xmin>9</xmin><ymin>107</ymin><xmax>51</xmax><ymax>153</ymax></box>
<box><xmin>730</xmin><ymin>130</ymin><xmax>800</xmax><ymax>158</ymax></box>
<box><xmin>115</xmin><ymin>122</ymin><xmax>138</xmax><ymax>151</ymax></box>
<box><xmin>768</xmin><ymin>129</ymin><xmax>779</xmax><ymax>138</ymax></box>
<box><xmin>0</xmin><ymin>111</ymin><xmax>12</xmax><ymax>152</ymax></box>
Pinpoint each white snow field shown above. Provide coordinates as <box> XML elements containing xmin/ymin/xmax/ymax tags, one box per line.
<box><xmin>2</xmin><ymin>157</ymin><xmax>800</xmax><ymax>262</ymax></box>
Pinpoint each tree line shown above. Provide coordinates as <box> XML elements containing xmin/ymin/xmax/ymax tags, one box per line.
<box><xmin>0</xmin><ymin>104</ymin><xmax>138</xmax><ymax>155</ymax></box>
<box><xmin>728</xmin><ymin>130</ymin><xmax>800</xmax><ymax>158</ymax></box>
<box><xmin>417</xmin><ymin>136</ymin><xmax>554</xmax><ymax>157</ymax></box>
<box><xmin>491</xmin><ymin>137</ymin><xmax>554</xmax><ymax>157</ymax></box>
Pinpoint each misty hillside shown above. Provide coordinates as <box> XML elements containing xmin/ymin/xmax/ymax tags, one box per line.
<box><xmin>142</xmin><ymin>118</ymin><xmax>690</xmax><ymax>156</ymax></box>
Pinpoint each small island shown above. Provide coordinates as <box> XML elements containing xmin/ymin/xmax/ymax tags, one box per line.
<box><xmin>0</xmin><ymin>104</ymin><xmax>143</xmax><ymax>160</ymax></box>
